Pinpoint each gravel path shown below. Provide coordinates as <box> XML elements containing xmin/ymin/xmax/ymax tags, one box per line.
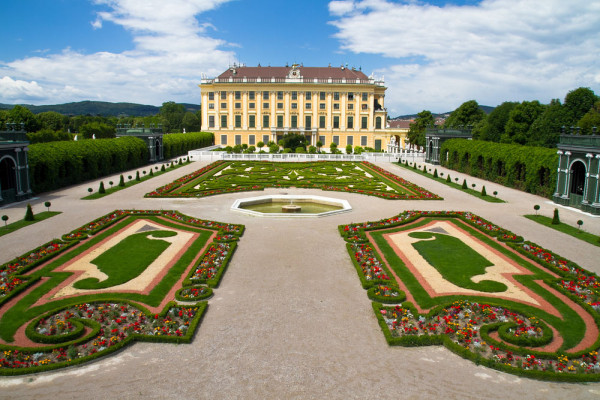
<box><xmin>0</xmin><ymin>160</ymin><xmax>599</xmax><ymax>400</ymax></box>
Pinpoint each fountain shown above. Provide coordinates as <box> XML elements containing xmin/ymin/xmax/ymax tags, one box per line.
<box><xmin>231</xmin><ymin>195</ymin><xmax>351</xmax><ymax>218</ymax></box>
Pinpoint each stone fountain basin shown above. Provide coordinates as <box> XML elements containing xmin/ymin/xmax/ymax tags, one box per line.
<box><xmin>231</xmin><ymin>195</ymin><xmax>352</xmax><ymax>218</ymax></box>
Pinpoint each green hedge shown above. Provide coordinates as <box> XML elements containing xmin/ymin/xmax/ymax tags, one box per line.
<box><xmin>440</xmin><ymin>139</ymin><xmax>558</xmax><ymax>197</ymax></box>
<box><xmin>162</xmin><ymin>132</ymin><xmax>214</xmax><ymax>158</ymax></box>
<box><xmin>28</xmin><ymin>137</ymin><xmax>148</xmax><ymax>193</ymax></box>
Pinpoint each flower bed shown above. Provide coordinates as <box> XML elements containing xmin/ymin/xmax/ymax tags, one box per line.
<box><xmin>341</xmin><ymin>211</ymin><xmax>600</xmax><ymax>381</ymax></box>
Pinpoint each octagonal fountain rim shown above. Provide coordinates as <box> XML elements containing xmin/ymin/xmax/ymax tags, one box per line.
<box><xmin>231</xmin><ymin>194</ymin><xmax>352</xmax><ymax>218</ymax></box>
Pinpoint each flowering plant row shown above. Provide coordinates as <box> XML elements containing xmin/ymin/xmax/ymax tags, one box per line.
<box><xmin>341</xmin><ymin>211</ymin><xmax>600</xmax><ymax>381</ymax></box>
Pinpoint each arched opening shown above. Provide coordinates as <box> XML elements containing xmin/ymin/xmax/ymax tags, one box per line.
<box><xmin>570</xmin><ymin>160</ymin><xmax>586</xmax><ymax>196</ymax></box>
<box><xmin>0</xmin><ymin>156</ymin><xmax>18</xmax><ymax>202</ymax></box>
<box><xmin>428</xmin><ymin>140</ymin><xmax>433</xmax><ymax>158</ymax></box>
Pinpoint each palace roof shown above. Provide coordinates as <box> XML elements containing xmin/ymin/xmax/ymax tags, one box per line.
<box><xmin>217</xmin><ymin>65</ymin><xmax>369</xmax><ymax>81</ymax></box>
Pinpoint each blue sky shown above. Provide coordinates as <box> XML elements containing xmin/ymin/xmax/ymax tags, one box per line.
<box><xmin>1</xmin><ymin>0</ymin><xmax>599</xmax><ymax>116</ymax></box>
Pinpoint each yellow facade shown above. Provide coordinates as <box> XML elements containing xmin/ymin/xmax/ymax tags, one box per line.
<box><xmin>200</xmin><ymin>65</ymin><xmax>390</xmax><ymax>150</ymax></box>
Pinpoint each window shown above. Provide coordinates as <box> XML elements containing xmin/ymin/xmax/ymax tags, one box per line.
<box><xmin>235</xmin><ymin>115</ymin><xmax>241</xmax><ymax>128</ymax></box>
<box><xmin>220</xmin><ymin>91</ymin><xmax>227</xmax><ymax>99</ymax></box>
<box><xmin>347</xmin><ymin>116</ymin><xmax>353</xmax><ymax>129</ymax></box>
<box><xmin>249</xmin><ymin>102</ymin><xmax>255</xmax><ymax>109</ymax></box>
<box><xmin>319</xmin><ymin>116</ymin><xmax>326</xmax><ymax>128</ymax></box>
<box><xmin>263</xmin><ymin>102</ymin><xmax>269</xmax><ymax>109</ymax></box>
<box><xmin>291</xmin><ymin>115</ymin><xmax>297</xmax><ymax>128</ymax></box>
<box><xmin>263</xmin><ymin>134</ymin><xmax>270</xmax><ymax>144</ymax></box>
<box><xmin>333</xmin><ymin>103</ymin><xmax>340</xmax><ymax>110</ymax></box>
<box><xmin>305</xmin><ymin>115</ymin><xmax>311</xmax><ymax>129</ymax></box>
<box><xmin>235</xmin><ymin>135</ymin><xmax>241</xmax><ymax>145</ymax></box>
<box><xmin>249</xmin><ymin>115</ymin><xmax>255</xmax><ymax>128</ymax></box>
<box><xmin>291</xmin><ymin>103</ymin><xmax>298</xmax><ymax>109</ymax></box>
<box><xmin>263</xmin><ymin>115</ymin><xmax>269</xmax><ymax>128</ymax></box>
<box><xmin>319</xmin><ymin>92</ymin><xmax>326</xmax><ymax>100</ymax></box>
<box><xmin>361</xmin><ymin>136</ymin><xmax>367</xmax><ymax>146</ymax></box>
<box><xmin>348</xmin><ymin>92</ymin><xmax>354</xmax><ymax>101</ymax></box>
<box><xmin>235</xmin><ymin>102</ymin><xmax>241</xmax><ymax>109</ymax></box>
<box><xmin>277</xmin><ymin>102</ymin><xmax>284</xmax><ymax>109</ymax></box>
<box><xmin>361</xmin><ymin>116</ymin><xmax>368</xmax><ymax>129</ymax></box>
<box><xmin>221</xmin><ymin>102</ymin><xmax>227</xmax><ymax>109</ymax></box>
<box><xmin>263</xmin><ymin>91</ymin><xmax>269</xmax><ymax>100</ymax></box>
<box><xmin>333</xmin><ymin>116</ymin><xmax>340</xmax><ymax>129</ymax></box>
<box><xmin>333</xmin><ymin>135</ymin><xmax>339</xmax><ymax>145</ymax></box>
<box><xmin>319</xmin><ymin>135</ymin><xmax>325</xmax><ymax>145</ymax></box>
<box><xmin>208</xmin><ymin>103</ymin><xmax>215</xmax><ymax>109</ymax></box>
<box><xmin>235</xmin><ymin>91</ymin><xmax>241</xmax><ymax>100</ymax></box>
<box><xmin>277</xmin><ymin>91</ymin><xmax>283</xmax><ymax>100</ymax></box>
<box><xmin>249</xmin><ymin>91</ymin><xmax>255</xmax><ymax>100</ymax></box>
<box><xmin>249</xmin><ymin>134</ymin><xmax>255</xmax><ymax>145</ymax></box>
<box><xmin>208</xmin><ymin>115</ymin><xmax>215</xmax><ymax>128</ymax></box>
<box><xmin>220</xmin><ymin>134</ymin><xmax>227</xmax><ymax>145</ymax></box>
<box><xmin>333</xmin><ymin>92</ymin><xmax>340</xmax><ymax>100</ymax></box>
<box><xmin>208</xmin><ymin>92</ymin><xmax>214</xmax><ymax>100</ymax></box>
<box><xmin>347</xmin><ymin>136</ymin><xmax>353</xmax><ymax>146</ymax></box>
<box><xmin>277</xmin><ymin>115</ymin><xmax>283</xmax><ymax>128</ymax></box>
<box><xmin>305</xmin><ymin>91</ymin><xmax>312</xmax><ymax>100</ymax></box>
<box><xmin>220</xmin><ymin>115</ymin><xmax>227</xmax><ymax>128</ymax></box>
<box><xmin>362</xmin><ymin>92</ymin><xmax>368</xmax><ymax>101</ymax></box>
<box><xmin>376</xmin><ymin>116</ymin><xmax>382</xmax><ymax>129</ymax></box>
<box><xmin>347</xmin><ymin>104</ymin><xmax>353</xmax><ymax>110</ymax></box>
<box><xmin>319</xmin><ymin>103</ymin><xmax>326</xmax><ymax>110</ymax></box>
<box><xmin>291</xmin><ymin>91</ymin><xmax>297</xmax><ymax>100</ymax></box>
<box><xmin>361</xmin><ymin>104</ymin><xmax>368</xmax><ymax>110</ymax></box>
<box><xmin>305</xmin><ymin>103</ymin><xmax>312</xmax><ymax>110</ymax></box>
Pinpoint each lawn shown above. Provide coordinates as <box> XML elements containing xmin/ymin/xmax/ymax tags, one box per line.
<box><xmin>524</xmin><ymin>214</ymin><xmax>600</xmax><ymax>247</ymax></box>
<box><xmin>0</xmin><ymin>211</ymin><xmax>61</xmax><ymax>238</ymax></box>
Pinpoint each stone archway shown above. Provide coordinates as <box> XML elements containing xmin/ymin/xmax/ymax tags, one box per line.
<box><xmin>570</xmin><ymin>160</ymin><xmax>586</xmax><ymax>196</ymax></box>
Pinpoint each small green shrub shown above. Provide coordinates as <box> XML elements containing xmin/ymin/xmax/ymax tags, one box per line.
<box><xmin>462</xmin><ymin>179</ymin><xmax>467</xmax><ymax>189</ymax></box>
<box><xmin>119</xmin><ymin>174</ymin><xmax>125</xmax><ymax>187</ymax></box>
<box><xmin>24</xmin><ymin>204</ymin><xmax>35</xmax><ymax>221</ymax></box>
<box><xmin>552</xmin><ymin>208</ymin><xmax>560</xmax><ymax>225</ymax></box>
<box><xmin>99</xmin><ymin>181</ymin><xmax>105</xmax><ymax>194</ymax></box>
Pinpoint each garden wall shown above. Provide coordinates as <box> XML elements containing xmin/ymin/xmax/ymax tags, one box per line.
<box><xmin>440</xmin><ymin>139</ymin><xmax>558</xmax><ymax>197</ymax></box>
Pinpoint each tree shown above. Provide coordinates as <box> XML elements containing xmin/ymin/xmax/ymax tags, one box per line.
<box><xmin>119</xmin><ymin>174</ymin><xmax>125</xmax><ymax>187</ymax></box>
<box><xmin>316</xmin><ymin>140</ymin><xmax>323</xmax><ymax>152</ymax></box>
<box><xmin>36</xmin><ymin>111</ymin><xmax>69</xmax><ymax>132</ymax></box>
<box><xmin>99</xmin><ymin>181</ymin><xmax>106</xmax><ymax>193</ymax></box>
<box><xmin>80</xmin><ymin>122</ymin><xmax>116</xmax><ymax>139</ymax></box>
<box><xmin>527</xmin><ymin>99</ymin><xmax>569</xmax><ymax>147</ymax></box>
<box><xmin>552</xmin><ymin>208</ymin><xmax>560</xmax><ymax>225</ymax></box>
<box><xmin>278</xmin><ymin>133</ymin><xmax>307</xmax><ymax>151</ymax></box>
<box><xmin>444</xmin><ymin>100</ymin><xmax>486</xmax><ymax>128</ymax></box>
<box><xmin>1</xmin><ymin>215</ymin><xmax>8</xmax><ymax>227</ymax></box>
<box><xmin>564</xmin><ymin>87</ymin><xmax>597</xmax><ymax>124</ymax></box>
<box><xmin>577</xmin><ymin>220</ymin><xmax>583</xmax><ymax>230</ymax></box>
<box><xmin>257</xmin><ymin>141</ymin><xmax>265</xmax><ymax>151</ymax></box>
<box><xmin>44</xmin><ymin>201</ymin><xmax>51</xmax><ymax>212</ymax></box>
<box><xmin>330</xmin><ymin>142</ymin><xmax>338</xmax><ymax>153</ymax></box>
<box><xmin>182</xmin><ymin>111</ymin><xmax>201</xmax><ymax>132</ymax></box>
<box><xmin>407</xmin><ymin>110</ymin><xmax>434</xmax><ymax>148</ymax></box>
<box><xmin>534</xmin><ymin>204</ymin><xmax>540</xmax><ymax>215</ymax></box>
<box><xmin>159</xmin><ymin>101</ymin><xmax>186</xmax><ymax>133</ymax></box>
<box><xmin>24</xmin><ymin>203</ymin><xmax>34</xmax><ymax>221</ymax></box>
<box><xmin>346</xmin><ymin>144</ymin><xmax>353</xmax><ymax>154</ymax></box>
<box><xmin>475</xmin><ymin>102</ymin><xmax>518</xmax><ymax>142</ymax></box>
<box><xmin>501</xmin><ymin>101</ymin><xmax>545</xmax><ymax>145</ymax></box>
<box><xmin>8</xmin><ymin>105</ymin><xmax>39</xmax><ymax>132</ymax></box>
<box><xmin>577</xmin><ymin>100</ymin><xmax>600</xmax><ymax>135</ymax></box>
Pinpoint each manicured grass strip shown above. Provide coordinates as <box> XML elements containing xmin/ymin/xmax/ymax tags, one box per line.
<box><xmin>82</xmin><ymin>159</ymin><xmax>190</xmax><ymax>200</ymax></box>
<box><xmin>524</xmin><ymin>214</ymin><xmax>600</xmax><ymax>247</ymax></box>
<box><xmin>395</xmin><ymin>161</ymin><xmax>505</xmax><ymax>203</ymax></box>
<box><xmin>0</xmin><ymin>212</ymin><xmax>61</xmax><ymax>238</ymax></box>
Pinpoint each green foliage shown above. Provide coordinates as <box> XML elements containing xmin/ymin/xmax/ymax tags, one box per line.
<box><xmin>162</xmin><ymin>132</ymin><xmax>213</xmax><ymax>158</ymax></box>
<box><xmin>346</xmin><ymin>144</ymin><xmax>353</xmax><ymax>154</ymax></box>
<box><xmin>564</xmin><ymin>87</ymin><xmax>598</xmax><ymax>123</ymax></box>
<box><xmin>577</xmin><ymin>100</ymin><xmax>600</xmax><ymax>135</ymax></box>
<box><xmin>181</xmin><ymin>111</ymin><xmax>200</xmax><ymax>132</ymax></box>
<box><xmin>444</xmin><ymin>100</ymin><xmax>486</xmax><ymax>128</ymax></box>
<box><xmin>119</xmin><ymin>174</ymin><xmax>125</xmax><ymax>187</ymax></box>
<box><xmin>8</xmin><ymin>105</ymin><xmax>39</xmax><ymax>132</ymax></box>
<box><xmin>269</xmin><ymin>144</ymin><xmax>279</xmax><ymax>153</ymax></box>
<box><xmin>80</xmin><ymin>122</ymin><xmax>116</xmax><ymax>139</ymax></box>
<box><xmin>527</xmin><ymin>99</ymin><xmax>570</xmax><ymax>147</ymax></box>
<box><xmin>26</xmin><ymin>129</ymin><xmax>72</xmax><ymax>144</ymax></box>
<box><xmin>481</xmin><ymin>185</ymin><xmax>486</xmax><ymax>196</ymax></box>
<box><xmin>473</xmin><ymin>102</ymin><xmax>517</xmax><ymax>142</ymax></box>
<box><xmin>446</xmin><ymin>174</ymin><xmax>451</xmax><ymax>182</ymax></box>
<box><xmin>278</xmin><ymin>133</ymin><xmax>308</xmax><ymax>151</ymax></box>
<box><xmin>552</xmin><ymin>208</ymin><xmax>560</xmax><ymax>225</ymax></box>
<box><xmin>98</xmin><ymin>181</ymin><xmax>105</xmax><ymax>194</ymax></box>
<box><xmin>136</xmin><ymin>171</ymin><xmax>140</xmax><ymax>181</ymax></box>
<box><xmin>408</xmin><ymin>110</ymin><xmax>434</xmax><ymax>147</ymax></box>
<box><xmin>461</xmin><ymin>179</ymin><xmax>467</xmax><ymax>189</ymax></box>
<box><xmin>24</xmin><ymin>204</ymin><xmax>34</xmax><ymax>221</ymax></box>
<box><xmin>36</xmin><ymin>111</ymin><xmax>69</xmax><ymax>132</ymax></box>
<box><xmin>28</xmin><ymin>137</ymin><xmax>147</xmax><ymax>193</ymax></box>
<box><xmin>433</xmin><ymin>169</ymin><xmax>438</xmax><ymax>178</ymax></box>
<box><xmin>159</xmin><ymin>101</ymin><xmax>186</xmax><ymax>133</ymax></box>
<box><xmin>161</xmin><ymin>164</ymin><xmax>166</xmax><ymax>172</ymax></box>
<box><xmin>502</xmin><ymin>101</ymin><xmax>546</xmax><ymax>145</ymax></box>
<box><xmin>440</xmin><ymin>139</ymin><xmax>557</xmax><ymax>197</ymax></box>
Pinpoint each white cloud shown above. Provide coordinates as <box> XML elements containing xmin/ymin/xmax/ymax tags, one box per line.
<box><xmin>330</xmin><ymin>0</ymin><xmax>600</xmax><ymax>115</ymax></box>
<box><xmin>0</xmin><ymin>0</ymin><xmax>235</xmax><ymax>105</ymax></box>
<box><xmin>329</xmin><ymin>1</ymin><xmax>356</xmax><ymax>16</ymax></box>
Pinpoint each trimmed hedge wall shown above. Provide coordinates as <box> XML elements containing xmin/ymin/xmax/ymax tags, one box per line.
<box><xmin>28</xmin><ymin>137</ymin><xmax>148</xmax><ymax>193</ymax></box>
<box><xmin>439</xmin><ymin>139</ymin><xmax>558</xmax><ymax>197</ymax></box>
<box><xmin>162</xmin><ymin>131</ymin><xmax>214</xmax><ymax>158</ymax></box>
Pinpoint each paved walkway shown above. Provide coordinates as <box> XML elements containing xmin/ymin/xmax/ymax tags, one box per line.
<box><xmin>0</xmin><ymin>160</ymin><xmax>599</xmax><ymax>400</ymax></box>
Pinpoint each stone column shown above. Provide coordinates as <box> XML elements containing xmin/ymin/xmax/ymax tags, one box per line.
<box><xmin>554</xmin><ymin>150</ymin><xmax>563</xmax><ymax>196</ymax></box>
<box><xmin>562</xmin><ymin>151</ymin><xmax>571</xmax><ymax>198</ymax></box>
<box><xmin>584</xmin><ymin>153</ymin><xmax>593</xmax><ymax>203</ymax></box>
<box><xmin>595</xmin><ymin>155</ymin><xmax>600</xmax><ymax>205</ymax></box>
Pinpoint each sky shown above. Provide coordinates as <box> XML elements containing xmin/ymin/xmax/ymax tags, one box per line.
<box><xmin>0</xmin><ymin>0</ymin><xmax>599</xmax><ymax>116</ymax></box>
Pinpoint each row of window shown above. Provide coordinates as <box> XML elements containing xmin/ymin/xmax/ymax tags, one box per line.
<box><xmin>221</xmin><ymin>134</ymin><xmax>370</xmax><ymax>147</ymax></box>
<box><xmin>209</xmin><ymin>115</ymin><xmax>383</xmax><ymax>129</ymax></box>
<box><xmin>207</xmin><ymin>91</ymin><xmax>371</xmax><ymax>101</ymax></box>
<box><xmin>209</xmin><ymin>102</ymin><xmax>369</xmax><ymax>110</ymax></box>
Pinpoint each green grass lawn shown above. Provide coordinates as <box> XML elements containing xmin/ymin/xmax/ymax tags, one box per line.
<box><xmin>0</xmin><ymin>211</ymin><xmax>62</xmax><ymax>238</ymax></box>
<box><xmin>524</xmin><ymin>214</ymin><xmax>600</xmax><ymax>247</ymax></box>
<box><xmin>396</xmin><ymin>161</ymin><xmax>505</xmax><ymax>203</ymax></box>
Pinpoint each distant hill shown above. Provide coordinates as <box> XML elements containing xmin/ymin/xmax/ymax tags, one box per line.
<box><xmin>392</xmin><ymin>105</ymin><xmax>494</xmax><ymax>120</ymax></box>
<box><xmin>0</xmin><ymin>101</ymin><xmax>200</xmax><ymax>116</ymax></box>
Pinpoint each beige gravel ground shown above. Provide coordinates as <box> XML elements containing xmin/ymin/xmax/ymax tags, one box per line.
<box><xmin>1</xmin><ymin>159</ymin><xmax>600</xmax><ymax>400</ymax></box>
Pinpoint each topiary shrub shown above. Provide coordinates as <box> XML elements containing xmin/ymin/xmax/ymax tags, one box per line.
<box><xmin>551</xmin><ymin>208</ymin><xmax>560</xmax><ymax>225</ymax></box>
<box><xmin>446</xmin><ymin>174</ymin><xmax>451</xmax><ymax>183</ymax></box>
<box><xmin>119</xmin><ymin>174</ymin><xmax>125</xmax><ymax>187</ymax></box>
<box><xmin>481</xmin><ymin>186</ymin><xmax>487</xmax><ymax>196</ymax></box>
<box><xmin>462</xmin><ymin>179</ymin><xmax>467</xmax><ymax>189</ymax></box>
<box><xmin>99</xmin><ymin>181</ymin><xmax>105</xmax><ymax>194</ymax></box>
<box><xmin>24</xmin><ymin>203</ymin><xmax>35</xmax><ymax>221</ymax></box>
<box><xmin>433</xmin><ymin>169</ymin><xmax>438</xmax><ymax>178</ymax></box>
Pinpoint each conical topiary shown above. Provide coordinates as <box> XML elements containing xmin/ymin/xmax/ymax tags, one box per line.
<box><xmin>136</xmin><ymin>171</ymin><xmax>140</xmax><ymax>181</ymax></box>
<box><xmin>119</xmin><ymin>174</ymin><xmax>125</xmax><ymax>187</ymax></box>
<box><xmin>161</xmin><ymin>164</ymin><xmax>166</xmax><ymax>172</ymax></box>
<box><xmin>99</xmin><ymin>181</ymin><xmax>106</xmax><ymax>194</ymax></box>
<box><xmin>433</xmin><ymin>169</ymin><xmax>438</xmax><ymax>178</ymax></box>
<box><xmin>462</xmin><ymin>179</ymin><xmax>467</xmax><ymax>189</ymax></box>
<box><xmin>150</xmin><ymin>168</ymin><xmax>154</xmax><ymax>176</ymax></box>
<box><xmin>24</xmin><ymin>203</ymin><xmax>34</xmax><ymax>221</ymax></box>
<box><xmin>552</xmin><ymin>208</ymin><xmax>560</xmax><ymax>225</ymax></box>
<box><xmin>446</xmin><ymin>174</ymin><xmax>451</xmax><ymax>183</ymax></box>
<box><xmin>481</xmin><ymin>186</ymin><xmax>487</xmax><ymax>196</ymax></box>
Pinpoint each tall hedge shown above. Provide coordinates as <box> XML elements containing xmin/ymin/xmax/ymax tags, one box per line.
<box><xmin>28</xmin><ymin>137</ymin><xmax>148</xmax><ymax>193</ymax></box>
<box><xmin>440</xmin><ymin>139</ymin><xmax>558</xmax><ymax>197</ymax></box>
<box><xmin>162</xmin><ymin>132</ymin><xmax>214</xmax><ymax>158</ymax></box>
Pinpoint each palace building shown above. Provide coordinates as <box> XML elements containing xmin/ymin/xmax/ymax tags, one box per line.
<box><xmin>200</xmin><ymin>64</ymin><xmax>397</xmax><ymax>150</ymax></box>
